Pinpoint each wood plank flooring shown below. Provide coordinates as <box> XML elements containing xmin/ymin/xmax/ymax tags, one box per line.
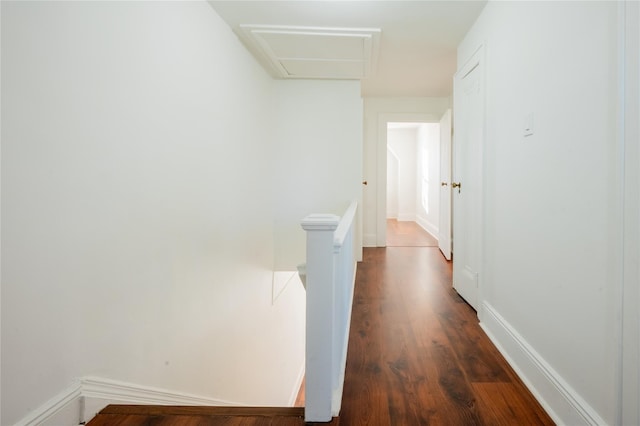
<box><xmin>338</xmin><ymin>247</ymin><xmax>554</xmax><ymax>425</ymax></box>
<box><xmin>386</xmin><ymin>219</ymin><xmax>438</xmax><ymax>247</ymax></box>
<box><xmin>87</xmin><ymin>223</ymin><xmax>554</xmax><ymax>425</ymax></box>
<box><xmin>88</xmin><ymin>406</ymin><xmax>339</xmax><ymax>425</ymax></box>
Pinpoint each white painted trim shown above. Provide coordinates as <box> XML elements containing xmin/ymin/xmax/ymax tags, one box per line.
<box><xmin>238</xmin><ymin>25</ymin><xmax>381</xmax><ymax>80</ymax></box>
<box><xmin>376</xmin><ymin>112</ymin><xmax>442</xmax><ymax>247</ymax></box>
<box><xmin>81</xmin><ymin>378</ymin><xmax>240</xmax><ymax>424</ymax></box>
<box><xmin>331</xmin><ymin>261</ymin><xmax>357</xmax><ymax>417</ymax></box>
<box><xmin>415</xmin><ymin>214</ymin><xmax>439</xmax><ymax>240</ymax></box>
<box><xmin>14</xmin><ymin>381</ymin><xmax>82</xmax><ymax>426</ymax></box>
<box><xmin>302</xmin><ymin>213</ymin><xmax>340</xmax><ymax>422</ymax></box>
<box><xmin>14</xmin><ymin>377</ymin><xmax>244</xmax><ymax>426</ymax></box>
<box><xmin>619</xmin><ymin>2</ymin><xmax>640</xmax><ymax>425</ymax></box>
<box><xmin>480</xmin><ymin>302</ymin><xmax>606</xmax><ymax>426</ymax></box>
<box><xmin>80</xmin><ymin>377</ymin><xmax>238</xmax><ymax>407</ymax></box>
<box><xmin>334</xmin><ymin>201</ymin><xmax>358</xmax><ymax>249</ymax></box>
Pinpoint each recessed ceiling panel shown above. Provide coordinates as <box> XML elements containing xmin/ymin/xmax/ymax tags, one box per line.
<box><xmin>239</xmin><ymin>25</ymin><xmax>380</xmax><ymax>80</ymax></box>
<box><xmin>280</xmin><ymin>59</ymin><xmax>364</xmax><ymax>79</ymax></box>
<box><xmin>256</xmin><ymin>31</ymin><xmax>366</xmax><ymax>61</ymax></box>
<box><xmin>209</xmin><ymin>1</ymin><xmax>488</xmax><ymax>96</ymax></box>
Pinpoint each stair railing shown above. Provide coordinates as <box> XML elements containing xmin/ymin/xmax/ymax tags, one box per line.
<box><xmin>301</xmin><ymin>200</ymin><xmax>358</xmax><ymax>422</ymax></box>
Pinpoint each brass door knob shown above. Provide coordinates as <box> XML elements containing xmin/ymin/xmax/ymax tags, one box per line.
<box><xmin>441</xmin><ymin>182</ymin><xmax>448</xmax><ymax>187</ymax></box>
<box><xmin>452</xmin><ymin>182</ymin><xmax>461</xmax><ymax>193</ymax></box>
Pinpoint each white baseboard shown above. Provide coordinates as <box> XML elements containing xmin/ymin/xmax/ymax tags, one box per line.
<box><xmin>81</xmin><ymin>377</ymin><xmax>239</xmax><ymax>421</ymax></box>
<box><xmin>480</xmin><ymin>302</ymin><xmax>606</xmax><ymax>426</ymax></box>
<box><xmin>15</xmin><ymin>381</ymin><xmax>82</xmax><ymax>426</ymax></box>
<box><xmin>15</xmin><ymin>377</ymin><xmax>242</xmax><ymax>426</ymax></box>
<box><xmin>415</xmin><ymin>216</ymin><xmax>439</xmax><ymax>240</ymax></box>
<box><xmin>81</xmin><ymin>376</ymin><xmax>238</xmax><ymax>405</ymax></box>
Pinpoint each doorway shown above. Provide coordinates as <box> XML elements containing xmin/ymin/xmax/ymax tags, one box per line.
<box><xmin>386</xmin><ymin>122</ymin><xmax>440</xmax><ymax>247</ymax></box>
<box><xmin>372</xmin><ymin>110</ymin><xmax>452</xmax><ymax>249</ymax></box>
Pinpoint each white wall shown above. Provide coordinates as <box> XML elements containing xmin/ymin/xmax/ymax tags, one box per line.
<box><xmin>416</xmin><ymin>123</ymin><xmax>440</xmax><ymax>237</ymax></box>
<box><xmin>386</xmin><ymin>149</ymin><xmax>399</xmax><ymax>218</ymax></box>
<box><xmin>387</xmin><ymin>128</ymin><xmax>417</xmax><ymax>221</ymax></box>
<box><xmin>363</xmin><ymin>97</ymin><xmax>449</xmax><ymax>246</ymax></box>
<box><xmin>272</xmin><ymin>80</ymin><xmax>363</xmax><ymax>270</ymax></box>
<box><xmin>458</xmin><ymin>2</ymin><xmax>620</xmax><ymax>424</ymax></box>
<box><xmin>1</xmin><ymin>2</ymin><xmax>307</xmax><ymax>424</ymax></box>
<box><xmin>621</xmin><ymin>4</ymin><xmax>640</xmax><ymax>424</ymax></box>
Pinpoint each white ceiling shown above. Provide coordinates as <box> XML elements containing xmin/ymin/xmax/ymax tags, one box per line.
<box><xmin>208</xmin><ymin>1</ymin><xmax>487</xmax><ymax>97</ymax></box>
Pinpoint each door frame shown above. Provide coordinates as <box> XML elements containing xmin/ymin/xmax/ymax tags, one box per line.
<box><xmin>376</xmin><ymin>112</ymin><xmax>441</xmax><ymax>246</ymax></box>
<box><xmin>619</xmin><ymin>1</ymin><xmax>639</xmax><ymax>423</ymax></box>
<box><xmin>438</xmin><ymin>109</ymin><xmax>453</xmax><ymax>260</ymax></box>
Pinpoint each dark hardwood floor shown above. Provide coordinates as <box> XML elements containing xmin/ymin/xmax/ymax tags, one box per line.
<box><xmin>88</xmin><ymin>406</ymin><xmax>339</xmax><ymax>425</ymax></box>
<box><xmin>88</xmin><ymin>225</ymin><xmax>554</xmax><ymax>425</ymax></box>
<box><xmin>338</xmin><ymin>247</ymin><xmax>553</xmax><ymax>425</ymax></box>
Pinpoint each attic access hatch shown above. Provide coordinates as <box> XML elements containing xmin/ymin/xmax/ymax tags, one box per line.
<box><xmin>239</xmin><ymin>25</ymin><xmax>381</xmax><ymax>79</ymax></box>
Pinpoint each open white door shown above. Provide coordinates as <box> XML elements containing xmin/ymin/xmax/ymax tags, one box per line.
<box><xmin>452</xmin><ymin>47</ymin><xmax>484</xmax><ymax>312</ymax></box>
<box><xmin>438</xmin><ymin>109</ymin><xmax>452</xmax><ymax>260</ymax></box>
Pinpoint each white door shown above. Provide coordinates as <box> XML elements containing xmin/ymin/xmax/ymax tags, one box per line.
<box><xmin>438</xmin><ymin>109</ymin><xmax>453</xmax><ymax>260</ymax></box>
<box><xmin>452</xmin><ymin>48</ymin><xmax>484</xmax><ymax>311</ymax></box>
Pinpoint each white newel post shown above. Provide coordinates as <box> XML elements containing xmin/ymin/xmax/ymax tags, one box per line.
<box><xmin>301</xmin><ymin>214</ymin><xmax>340</xmax><ymax>423</ymax></box>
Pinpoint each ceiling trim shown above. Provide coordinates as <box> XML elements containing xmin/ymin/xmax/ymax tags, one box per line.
<box><xmin>238</xmin><ymin>25</ymin><xmax>381</xmax><ymax>80</ymax></box>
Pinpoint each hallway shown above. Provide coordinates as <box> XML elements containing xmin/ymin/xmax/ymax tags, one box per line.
<box><xmin>338</xmin><ymin>222</ymin><xmax>554</xmax><ymax>424</ymax></box>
